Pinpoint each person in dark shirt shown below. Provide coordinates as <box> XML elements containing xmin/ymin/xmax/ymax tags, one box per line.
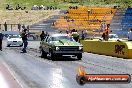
<box><xmin>21</xmin><ymin>29</ymin><xmax>28</xmax><ymax>53</ymax></box>
<box><xmin>40</xmin><ymin>31</ymin><xmax>46</xmax><ymax>41</ymax></box>
<box><xmin>0</xmin><ymin>32</ymin><xmax>3</xmax><ymax>51</ymax></box>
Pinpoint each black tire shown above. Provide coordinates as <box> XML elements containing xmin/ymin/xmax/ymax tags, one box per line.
<box><xmin>49</xmin><ymin>50</ymin><xmax>57</xmax><ymax>61</ymax></box>
<box><xmin>77</xmin><ymin>54</ymin><xmax>82</xmax><ymax>60</ymax></box>
<box><xmin>7</xmin><ymin>45</ymin><xmax>10</xmax><ymax>47</ymax></box>
<box><xmin>41</xmin><ymin>49</ymin><xmax>47</xmax><ymax>58</ymax></box>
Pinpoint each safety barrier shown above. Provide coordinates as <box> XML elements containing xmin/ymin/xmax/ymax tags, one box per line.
<box><xmin>80</xmin><ymin>40</ymin><xmax>132</xmax><ymax>59</ymax></box>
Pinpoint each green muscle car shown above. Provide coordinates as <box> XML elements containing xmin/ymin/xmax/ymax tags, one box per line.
<box><xmin>39</xmin><ymin>33</ymin><xmax>83</xmax><ymax>60</ymax></box>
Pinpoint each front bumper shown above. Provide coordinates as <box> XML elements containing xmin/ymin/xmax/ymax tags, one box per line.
<box><xmin>53</xmin><ymin>50</ymin><xmax>83</xmax><ymax>55</ymax></box>
<box><xmin>7</xmin><ymin>41</ymin><xmax>23</xmax><ymax>46</ymax></box>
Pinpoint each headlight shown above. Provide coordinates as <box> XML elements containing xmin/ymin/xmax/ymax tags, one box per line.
<box><xmin>56</xmin><ymin>47</ymin><xmax>60</xmax><ymax>50</ymax></box>
<box><xmin>79</xmin><ymin>46</ymin><xmax>83</xmax><ymax>50</ymax></box>
<box><xmin>8</xmin><ymin>40</ymin><xmax>12</xmax><ymax>42</ymax></box>
<box><xmin>18</xmin><ymin>41</ymin><xmax>22</xmax><ymax>43</ymax></box>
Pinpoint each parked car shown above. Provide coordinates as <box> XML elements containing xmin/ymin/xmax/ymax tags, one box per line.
<box><xmin>2</xmin><ymin>31</ymin><xmax>19</xmax><ymax>39</ymax></box>
<box><xmin>39</xmin><ymin>33</ymin><xmax>83</xmax><ymax>60</ymax></box>
<box><xmin>7</xmin><ymin>34</ymin><xmax>23</xmax><ymax>47</ymax></box>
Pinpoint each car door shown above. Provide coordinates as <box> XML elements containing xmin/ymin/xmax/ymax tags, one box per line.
<box><xmin>41</xmin><ymin>36</ymin><xmax>48</xmax><ymax>53</ymax></box>
<box><xmin>45</xmin><ymin>36</ymin><xmax>53</xmax><ymax>53</ymax></box>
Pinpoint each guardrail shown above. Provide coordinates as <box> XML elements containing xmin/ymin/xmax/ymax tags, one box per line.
<box><xmin>80</xmin><ymin>40</ymin><xmax>132</xmax><ymax>59</ymax></box>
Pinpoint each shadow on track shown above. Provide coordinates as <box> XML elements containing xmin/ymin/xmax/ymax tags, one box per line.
<box><xmin>41</xmin><ymin>56</ymin><xmax>80</xmax><ymax>61</ymax></box>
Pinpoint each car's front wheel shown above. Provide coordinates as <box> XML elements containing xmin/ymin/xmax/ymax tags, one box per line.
<box><xmin>41</xmin><ymin>49</ymin><xmax>47</xmax><ymax>58</ymax></box>
<box><xmin>7</xmin><ymin>44</ymin><xmax>10</xmax><ymax>47</ymax></box>
<box><xmin>49</xmin><ymin>50</ymin><xmax>57</xmax><ymax>61</ymax></box>
<box><xmin>77</xmin><ymin>54</ymin><xmax>82</xmax><ymax>60</ymax></box>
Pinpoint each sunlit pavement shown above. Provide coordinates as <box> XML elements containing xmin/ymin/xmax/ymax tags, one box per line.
<box><xmin>1</xmin><ymin>40</ymin><xmax>132</xmax><ymax>88</ymax></box>
<box><xmin>0</xmin><ymin>60</ymin><xmax>21</xmax><ymax>88</ymax></box>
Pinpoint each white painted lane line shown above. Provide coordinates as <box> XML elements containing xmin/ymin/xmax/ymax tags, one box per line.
<box><xmin>3</xmin><ymin>62</ymin><xmax>23</xmax><ymax>88</ymax></box>
<box><xmin>0</xmin><ymin>72</ymin><xmax>9</xmax><ymax>88</ymax></box>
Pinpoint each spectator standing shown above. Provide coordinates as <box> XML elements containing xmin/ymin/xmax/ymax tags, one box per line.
<box><xmin>0</xmin><ymin>32</ymin><xmax>3</xmax><ymax>51</ymax></box>
<box><xmin>22</xmin><ymin>24</ymin><xmax>26</xmax><ymax>30</ymax></box>
<box><xmin>81</xmin><ymin>31</ymin><xmax>85</xmax><ymax>40</ymax></box>
<box><xmin>104</xmin><ymin>24</ymin><xmax>110</xmax><ymax>41</ymax></box>
<box><xmin>66</xmin><ymin>30</ymin><xmax>71</xmax><ymax>36</ymax></box>
<box><xmin>4</xmin><ymin>22</ymin><xmax>7</xmax><ymax>31</ymax></box>
<box><xmin>128</xmin><ymin>28</ymin><xmax>132</xmax><ymax>41</ymax></box>
<box><xmin>40</xmin><ymin>31</ymin><xmax>46</xmax><ymax>41</ymax></box>
<box><xmin>18</xmin><ymin>23</ymin><xmax>21</xmax><ymax>32</ymax></box>
<box><xmin>21</xmin><ymin>29</ymin><xmax>28</xmax><ymax>53</ymax></box>
<box><xmin>84</xmin><ymin>29</ymin><xmax>88</xmax><ymax>38</ymax></box>
<box><xmin>6</xmin><ymin>4</ymin><xmax>10</xmax><ymax>10</ymax></box>
<box><xmin>15</xmin><ymin>4</ymin><xmax>21</xmax><ymax>10</ymax></box>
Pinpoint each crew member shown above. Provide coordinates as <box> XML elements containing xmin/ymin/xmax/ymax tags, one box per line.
<box><xmin>71</xmin><ymin>29</ymin><xmax>79</xmax><ymax>42</ymax></box>
<box><xmin>40</xmin><ymin>31</ymin><xmax>46</xmax><ymax>41</ymax></box>
<box><xmin>21</xmin><ymin>29</ymin><xmax>28</xmax><ymax>53</ymax></box>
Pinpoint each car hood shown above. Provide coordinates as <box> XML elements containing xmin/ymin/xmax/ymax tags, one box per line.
<box><xmin>7</xmin><ymin>38</ymin><xmax>22</xmax><ymax>41</ymax></box>
<box><xmin>51</xmin><ymin>39</ymin><xmax>82</xmax><ymax>46</ymax></box>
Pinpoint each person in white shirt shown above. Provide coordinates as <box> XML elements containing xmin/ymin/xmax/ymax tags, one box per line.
<box><xmin>128</xmin><ymin>28</ymin><xmax>132</xmax><ymax>41</ymax></box>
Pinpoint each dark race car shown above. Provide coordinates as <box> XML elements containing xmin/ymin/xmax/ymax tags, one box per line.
<box><xmin>39</xmin><ymin>33</ymin><xmax>83</xmax><ymax>60</ymax></box>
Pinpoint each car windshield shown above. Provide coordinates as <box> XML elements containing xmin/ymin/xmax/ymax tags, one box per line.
<box><xmin>52</xmin><ymin>36</ymin><xmax>74</xmax><ymax>41</ymax></box>
<box><xmin>8</xmin><ymin>35</ymin><xmax>21</xmax><ymax>38</ymax></box>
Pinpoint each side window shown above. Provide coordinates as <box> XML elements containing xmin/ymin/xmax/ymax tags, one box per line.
<box><xmin>44</xmin><ymin>36</ymin><xmax>48</xmax><ymax>42</ymax></box>
<box><xmin>47</xmin><ymin>37</ymin><xmax>52</xmax><ymax>43</ymax></box>
<box><xmin>45</xmin><ymin>36</ymin><xmax>49</xmax><ymax>42</ymax></box>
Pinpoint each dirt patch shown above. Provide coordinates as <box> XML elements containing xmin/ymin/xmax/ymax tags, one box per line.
<box><xmin>0</xmin><ymin>10</ymin><xmax>60</xmax><ymax>25</ymax></box>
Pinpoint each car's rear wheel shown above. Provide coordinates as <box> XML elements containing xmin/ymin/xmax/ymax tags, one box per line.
<box><xmin>41</xmin><ymin>49</ymin><xmax>47</xmax><ymax>58</ymax></box>
<box><xmin>77</xmin><ymin>54</ymin><xmax>82</xmax><ymax>60</ymax></box>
